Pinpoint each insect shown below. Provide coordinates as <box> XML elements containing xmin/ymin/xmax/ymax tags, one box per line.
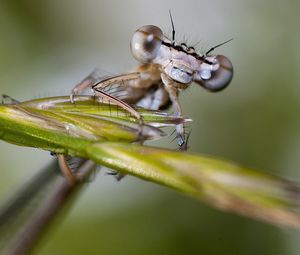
<box><xmin>70</xmin><ymin>14</ymin><xmax>233</xmax><ymax>148</ymax></box>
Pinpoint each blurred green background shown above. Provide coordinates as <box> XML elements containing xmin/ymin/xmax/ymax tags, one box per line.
<box><xmin>0</xmin><ymin>0</ymin><xmax>300</xmax><ymax>254</ymax></box>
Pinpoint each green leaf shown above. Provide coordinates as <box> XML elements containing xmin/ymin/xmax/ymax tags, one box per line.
<box><xmin>0</xmin><ymin>96</ymin><xmax>186</xmax><ymax>154</ymax></box>
<box><xmin>1</xmin><ymin>96</ymin><xmax>300</xmax><ymax>228</ymax></box>
<box><xmin>87</xmin><ymin>142</ymin><xmax>300</xmax><ymax>228</ymax></box>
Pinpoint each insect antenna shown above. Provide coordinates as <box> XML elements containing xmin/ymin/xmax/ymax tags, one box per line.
<box><xmin>205</xmin><ymin>38</ymin><xmax>233</xmax><ymax>56</ymax></box>
<box><xmin>169</xmin><ymin>9</ymin><xmax>176</xmax><ymax>45</ymax></box>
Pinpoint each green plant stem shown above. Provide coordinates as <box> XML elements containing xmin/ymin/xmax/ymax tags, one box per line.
<box><xmin>2</xmin><ymin>159</ymin><xmax>95</xmax><ymax>255</ymax></box>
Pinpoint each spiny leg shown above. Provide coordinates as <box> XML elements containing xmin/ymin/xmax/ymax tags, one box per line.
<box><xmin>70</xmin><ymin>68</ymin><xmax>110</xmax><ymax>103</ymax></box>
<box><xmin>93</xmin><ymin>88</ymin><xmax>142</xmax><ymax>123</ymax></box>
<box><xmin>179</xmin><ymin>128</ymin><xmax>192</xmax><ymax>151</ymax></box>
<box><xmin>161</xmin><ymin>73</ymin><xmax>186</xmax><ymax>149</ymax></box>
<box><xmin>57</xmin><ymin>155</ymin><xmax>78</xmax><ymax>185</ymax></box>
<box><xmin>92</xmin><ymin>72</ymin><xmax>145</xmax><ymax>142</ymax></box>
<box><xmin>70</xmin><ymin>70</ymin><xmax>140</xmax><ymax>103</ymax></box>
<box><xmin>57</xmin><ymin>155</ymin><xmax>99</xmax><ymax>184</ymax></box>
<box><xmin>70</xmin><ymin>71</ymin><xmax>144</xmax><ymax>142</ymax></box>
<box><xmin>92</xmin><ymin>72</ymin><xmax>151</xmax><ymax>180</ymax></box>
<box><xmin>70</xmin><ymin>71</ymin><xmax>146</xmax><ymax>181</ymax></box>
<box><xmin>92</xmin><ymin>72</ymin><xmax>141</xmax><ymax>90</ymax></box>
<box><xmin>57</xmin><ymin>155</ymin><xmax>92</xmax><ymax>185</ymax></box>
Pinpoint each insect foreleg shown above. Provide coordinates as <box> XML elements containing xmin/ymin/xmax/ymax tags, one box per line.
<box><xmin>92</xmin><ymin>72</ymin><xmax>145</xmax><ymax>143</ymax></box>
<box><xmin>161</xmin><ymin>73</ymin><xmax>186</xmax><ymax>148</ymax></box>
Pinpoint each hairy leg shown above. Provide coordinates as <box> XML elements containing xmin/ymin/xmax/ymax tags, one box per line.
<box><xmin>70</xmin><ymin>69</ymin><xmax>109</xmax><ymax>103</ymax></box>
<box><xmin>161</xmin><ymin>73</ymin><xmax>186</xmax><ymax>148</ymax></box>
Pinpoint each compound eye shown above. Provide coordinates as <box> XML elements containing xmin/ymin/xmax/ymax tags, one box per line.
<box><xmin>196</xmin><ymin>55</ymin><xmax>233</xmax><ymax>91</ymax></box>
<box><xmin>130</xmin><ymin>25</ymin><xmax>163</xmax><ymax>63</ymax></box>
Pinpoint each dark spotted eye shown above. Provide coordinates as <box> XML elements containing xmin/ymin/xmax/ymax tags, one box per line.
<box><xmin>130</xmin><ymin>25</ymin><xmax>163</xmax><ymax>63</ymax></box>
<box><xmin>196</xmin><ymin>55</ymin><xmax>233</xmax><ymax>91</ymax></box>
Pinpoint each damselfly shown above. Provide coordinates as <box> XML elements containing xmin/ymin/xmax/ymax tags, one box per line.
<box><xmin>70</xmin><ymin>13</ymin><xmax>233</xmax><ymax>148</ymax></box>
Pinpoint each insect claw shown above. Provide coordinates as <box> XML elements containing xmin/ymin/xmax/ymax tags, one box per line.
<box><xmin>179</xmin><ymin>129</ymin><xmax>192</xmax><ymax>151</ymax></box>
<box><xmin>177</xmin><ymin>134</ymin><xmax>185</xmax><ymax>147</ymax></box>
<box><xmin>106</xmin><ymin>170</ymin><xmax>126</xmax><ymax>181</ymax></box>
<box><xmin>106</xmin><ymin>170</ymin><xmax>118</xmax><ymax>176</ymax></box>
<box><xmin>115</xmin><ymin>173</ymin><xmax>126</xmax><ymax>181</ymax></box>
<box><xmin>179</xmin><ymin>141</ymin><xmax>188</xmax><ymax>151</ymax></box>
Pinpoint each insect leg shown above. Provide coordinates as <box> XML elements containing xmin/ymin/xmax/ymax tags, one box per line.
<box><xmin>70</xmin><ymin>69</ymin><xmax>107</xmax><ymax>103</ymax></box>
<box><xmin>92</xmin><ymin>72</ymin><xmax>141</xmax><ymax>91</ymax></box>
<box><xmin>57</xmin><ymin>155</ymin><xmax>78</xmax><ymax>185</ymax></box>
<box><xmin>57</xmin><ymin>155</ymin><xmax>95</xmax><ymax>185</ymax></box>
<box><xmin>92</xmin><ymin>72</ymin><xmax>146</xmax><ymax>180</ymax></box>
<box><xmin>93</xmin><ymin>88</ymin><xmax>142</xmax><ymax>123</ymax></box>
<box><xmin>92</xmin><ymin>72</ymin><xmax>144</xmax><ymax>141</ymax></box>
<box><xmin>161</xmin><ymin>73</ymin><xmax>186</xmax><ymax>148</ymax></box>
